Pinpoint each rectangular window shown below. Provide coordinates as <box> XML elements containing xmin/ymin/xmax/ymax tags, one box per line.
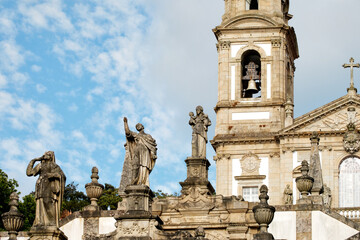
<box><xmin>243</xmin><ymin>186</ymin><xmax>259</xmax><ymax>202</ymax></box>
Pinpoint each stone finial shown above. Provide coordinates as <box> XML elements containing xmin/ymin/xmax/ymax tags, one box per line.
<box><xmin>1</xmin><ymin>192</ymin><xmax>24</xmax><ymax>240</ymax></box>
<box><xmin>296</xmin><ymin>160</ymin><xmax>314</xmax><ymax>202</ymax></box>
<box><xmin>252</xmin><ymin>185</ymin><xmax>275</xmax><ymax>240</ymax></box>
<box><xmin>85</xmin><ymin>167</ymin><xmax>104</xmax><ymax>211</ymax></box>
<box><xmin>91</xmin><ymin>166</ymin><xmax>99</xmax><ymax>183</ymax></box>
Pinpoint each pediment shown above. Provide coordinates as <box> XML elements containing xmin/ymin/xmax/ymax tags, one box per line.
<box><xmin>281</xmin><ymin>94</ymin><xmax>360</xmax><ymax>134</ymax></box>
<box><xmin>223</xmin><ymin>15</ymin><xmax>277</xmax><ymax>29</ymax></box>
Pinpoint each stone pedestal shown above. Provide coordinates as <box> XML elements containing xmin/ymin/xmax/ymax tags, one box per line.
<box><xmin>99</xmin><ymin>185</ymin><xmax>162</xmax><ymax>240</ymax></box>
<box><xmin>29</xmin><ymin>228</ymin><xmax>68</xmax><ymax>240</ymax></box>
<box><xmin>297</xmin><ymin>198</ymin><xmax>312</xmax><ymax>205</ymax></box>
<box><xmin>123</xmin><ymin>185</ymin><xmax>154</xmax><ymax>213</ymax></box>
<box><xmin>110</xmin><ymin>212</ymin><xmax>162</xmax><ymax>240</ymax></box>
<box><xmin>180</xmin><ymin>157</ymin><xmax>215</xmax><ymax>195</ymax></box>
<box><xmin>309</xmin><ymin>194</ymin><xmax>324</xmax><ymax>205</ymax></box>
<box><xmin>253</xmin><ymin>232</ymin><xmax>275</xmax><ymax>240</ymax></box>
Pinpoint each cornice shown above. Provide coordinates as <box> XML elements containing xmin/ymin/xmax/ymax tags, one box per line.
<box><xmin>214</xmin><ymin>100</ymin><xmax>285</xmax><ymax>112</ymax></box>
<box><xmin>221</xmin><ymin>14</ymin><xmax>279</xmax><ymax>28</ymax></box>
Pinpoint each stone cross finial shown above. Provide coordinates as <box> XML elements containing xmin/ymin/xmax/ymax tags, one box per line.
<box><xmin>343</xmin><ymin>57</ymin><xmax>360</xmax><ymax>90</ymax></box>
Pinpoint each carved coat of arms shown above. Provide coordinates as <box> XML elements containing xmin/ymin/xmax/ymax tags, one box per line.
<box><xmin>343</xmin><ymin>123</ymin><xmax>360</xmax><ymax>154</ymax></box>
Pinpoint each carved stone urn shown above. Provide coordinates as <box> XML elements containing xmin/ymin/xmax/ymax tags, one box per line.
<box><xmin>296</xmin><ymin>160</ymin><xmax>314</xmax><ymax>199</ymax></box>
<box><xmin>1</xmin><ymin>192</ymin><xmax>24</xmax><ymax>240</ymax></box>
<box><xmin>85</xmin><ymin>167</ymin><xmax>104</xmax><ymax>210</ymax></box>
<box><xmin>252</xmin><ymin>185</ymin><xmax>275</xmax><ymax>240</ymax></box>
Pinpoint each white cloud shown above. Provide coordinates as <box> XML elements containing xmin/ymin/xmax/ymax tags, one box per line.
<box><xmin>68</xmin><ymin>103</ymin><xmax>78</xmax><ymax>112</ymax></box>
<box><xmin>63</xmin><ymin>39</ymin><xmax>83</xmax><ymax>53</ymax></box>
<box><xmin>0</xmin><ymin>40</ymin><xmax>25</xmax><ymax>72</ymax></box>
<box><xmin>0</xmin><ymin>91</ymin><xmax>14</xmax><ymax>115</ymax></box>
<box><xmin>36</xmin><ymin>84</ymin><xmax>46</xmax><ymax>93</ymax></box>
<box><xmin>0</xmin><ymin>138</ymin><xmax>21</xmax><ymax>157</ymax></box>
<box><xmin>0</xmin><ymin>10</ymin><xmax>17</xmax><ymax>37</ymax></box>
<box><xmin>31</xmin><ymin>65</ymin><xmax>42</xmax><ymax>72</ymax></box>
<box><xmin>12</xmin><ymin>72</ymin><xmax>28</xmax><ymax>86</ymax></box>
<box><xmin>0</xmin><ymin>74</ymin><xmax>7</xmax><ymax>88</ymax></box>
<box><xmin>18</xmin><ymin>0</ymin><xmax>73</xmax><ymax>32</ymax></box>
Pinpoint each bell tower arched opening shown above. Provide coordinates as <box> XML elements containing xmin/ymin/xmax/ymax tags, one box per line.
<box><xmin>246</xmin><ymin>0</ymin><xmax>259</xmax><ymax>10</ymax></box>
<box><xmin>241</xmin><ymin>50</ymin><xmax>261</xmax><ymax>98</ymax></box>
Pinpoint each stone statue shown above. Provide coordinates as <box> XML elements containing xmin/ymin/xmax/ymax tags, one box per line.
<box><xmin>26</xmin><ymin>151</ymin><xmax>66</xmax><ymax>228</ymax></box>
<box><xmin>283</xmin><ymin>184</ymin><xmax>293</xmax><ymax>205</ymax></box>
<box><xmin>189</xmin><ymin>106</ymin><xmax>211</xmax><ymax>158</ymax></box>
<box><xmin>122</xmin><ymin>117</ymin><xmax>157</xmax><ymax>187</ymax></box>
<box><xmin>323</xmin><ymin>184</ymin><xmax>332</xmax><ymax>208</ymax></box>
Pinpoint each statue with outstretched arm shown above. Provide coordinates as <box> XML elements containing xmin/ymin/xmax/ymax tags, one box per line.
<box><xmin>120</xmin><ymin>117</ymin><xmax>157</xmax><ymax>189</ymax></box>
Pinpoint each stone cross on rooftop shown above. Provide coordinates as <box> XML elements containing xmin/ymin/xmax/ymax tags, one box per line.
<box><xmin>343</xmin><ymin>57</ymin><xmax>360</xmax><ymax>89</ymax></box>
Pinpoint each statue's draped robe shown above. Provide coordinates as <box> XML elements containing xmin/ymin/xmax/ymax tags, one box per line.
<box><xmin>27</xmin><ymin>161</ymin><xmax>65</xmax><ymax>227</ymax></box>
<box><xmin>189</xmin><ymin>113</ymin><xmax>211</xmax><ymax>158</ymax></box>
<box><xmin>126</xmin><ymin>130</ymin><xmax>157</xmax><ymax>186</ymax></box>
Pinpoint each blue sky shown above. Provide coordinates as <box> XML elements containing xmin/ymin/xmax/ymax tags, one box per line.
<box><xmin>1</xmin><ymin>0</ymin><xmax>360</xmax><ymax>196</ymax></box>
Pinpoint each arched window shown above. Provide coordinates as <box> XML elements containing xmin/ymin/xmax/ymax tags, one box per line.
<box><xmin>339</xmin><ymin>157</ymin><xmax>360</xmax><ymax>207</ymax></box>
<box><xmin>246</xmin><ymin>0</ymin><xmax>258</xmax><ymax>10</ymax></box>
<box><xmin>241</xmin><ymin>50</ymin><xmax>261</xmax><ymax>98</ymax></box>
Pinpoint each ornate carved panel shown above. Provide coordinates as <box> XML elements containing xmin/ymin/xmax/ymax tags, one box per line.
<box><xmin>343</xmin><ymin>123</ymin><xmax>360</xmax><ymax>154</ymax></box>
<box><xmin>240</xmin><ymin>152</ymin><xmax>261</xmax><ymax>175</ymax></box>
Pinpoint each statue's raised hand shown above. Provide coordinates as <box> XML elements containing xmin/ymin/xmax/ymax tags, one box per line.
<box><xmin>124</xmin><ymin>117</ymin><xmax>128</xmax><ymax>123</ymax></box>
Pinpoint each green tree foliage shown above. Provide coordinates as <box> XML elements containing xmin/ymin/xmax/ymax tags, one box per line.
<box><xmin>61</xmin><ymin>182</ymin><xmax>90</xmax><ymax>212</ymax></box>
<box><xmin>153</xmin><ymin>189</ymin><xmax>180</xmax><ymax>199</ymax></box>
<box><xmin>18</xmin><ymin>192</ymin><xmax>36</xmax><ymax>231</ymax></box>
<box><xmin>0</xmin><ymin>169</ymin><xmax>19</xmax><ymax>231</ymax></box>
<box><xmin>98</xmin><ymin>184</ymin><xmax>122</xmax><ymax>210</ymax></box>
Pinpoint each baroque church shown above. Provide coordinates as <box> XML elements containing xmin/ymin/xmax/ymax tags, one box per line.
<box><xmin>212</xmin><ymin>0</ymin><xmax>360</xmax><ymax>210</ymax></box>
<box><xmin>2</xmin><ymin>0</ymin><xmax>360</xmax><ymax>240</ymax></box>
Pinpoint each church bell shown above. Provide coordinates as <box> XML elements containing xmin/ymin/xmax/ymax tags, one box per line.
<box><xmin>245</xmin><ymin>78</ymin><xmax>259</xmax><ymax>93</ymax></box>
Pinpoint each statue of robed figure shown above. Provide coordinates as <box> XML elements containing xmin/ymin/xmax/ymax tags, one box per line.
<box><xmin>26</xmin><ymin>151</ymin><xmax>66</xmax><ymax>228</ymax></box>
<box><xmin>189</xmin><ymin>105</ymin><xmax>211</xmax><ymax>158</ymax></box>
<box><xmin>119</xmin><ymin>117</ymin><xmax>157</xmax><ymax>191</ymax></box>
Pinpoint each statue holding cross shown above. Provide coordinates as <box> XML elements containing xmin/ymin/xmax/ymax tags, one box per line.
<box><xmin>343</xmin><ymin>57</ymin><xmax>360</xmax><ymax>92</ymax></box>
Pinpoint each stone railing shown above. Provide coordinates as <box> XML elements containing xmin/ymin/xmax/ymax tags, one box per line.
<box><xmin>333</xmin><ymin>207</ymin><xmax>360</xmax><ymax>221</ymax></box>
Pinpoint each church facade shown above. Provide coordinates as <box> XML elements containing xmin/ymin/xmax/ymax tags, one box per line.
<box><xmin>211</xmin><ymin>0</ymin><xmax>360</xmax><ymax>212</ymax></box>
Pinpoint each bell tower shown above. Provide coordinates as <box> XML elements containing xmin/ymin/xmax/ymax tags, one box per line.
<box><xmin>212</xmin><ymin>0</ymin><xmax>299</xmax><ymax>198</ymax></box>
